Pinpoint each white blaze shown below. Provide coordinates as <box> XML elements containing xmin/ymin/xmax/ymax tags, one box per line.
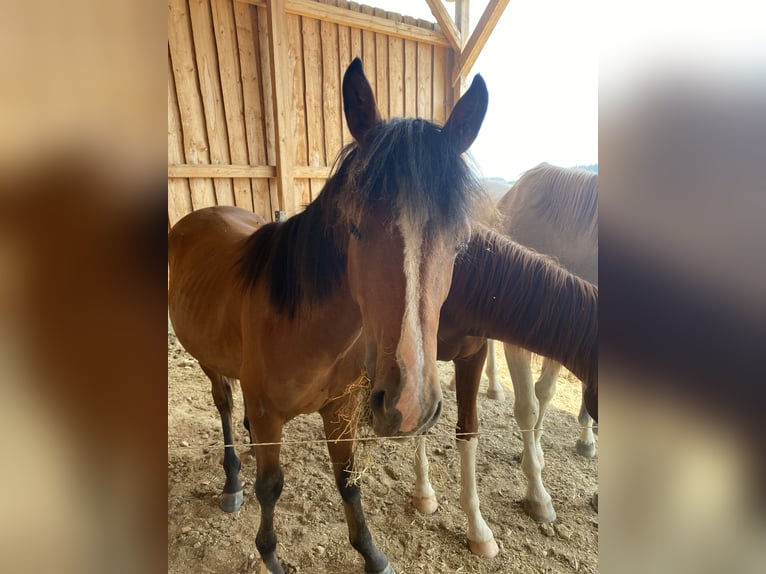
<box><xmin>394</xmin><ymin>212</ymin><xmax>425</xmax><ymax>432</ymax></box>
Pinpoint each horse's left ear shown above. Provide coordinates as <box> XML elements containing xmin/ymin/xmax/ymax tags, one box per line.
<box><xmin>343</xmin><ymin>58</ymin><xmax>381</xmax><ymax>145</ymax></box>
<box><xmin>442</xmin><ymin>74</ymin><xmax>489</xmax><ymax>154</ymax></box>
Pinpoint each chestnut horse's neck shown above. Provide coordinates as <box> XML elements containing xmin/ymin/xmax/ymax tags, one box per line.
<box><xmin>442</xmin><ymin>226</ymin><xmax>597</xmax><ymax>387</ymax></box>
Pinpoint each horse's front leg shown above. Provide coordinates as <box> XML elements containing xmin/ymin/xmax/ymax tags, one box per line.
<box><xmin>246</xmin><ymin>409</ymin><xmax>286</xmax><ymax>574</ymax></box>
<box><xmin>320</xmin><ymin>403</ymin><xmax>393</xmax><ymax>574</ymax></box>
<box><xmin>454</xmin><ymin>344</ymin><xmax>499</xmax><ymax>558</ymax></box>
<box><xmin>504</xmin><ymin>343</ymin><xmax>556</xmax><ymax>522</ymax></box>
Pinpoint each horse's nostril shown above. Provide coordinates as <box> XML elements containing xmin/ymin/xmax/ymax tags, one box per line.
<box><xmin>432</xmin><ymin>399</ymin><xmax>443</xmax><ymax>422</ymax></box>
<box><xmin>371</xmin><ymin>389</ymin><xmax>385</xmax><ymax>413</ymax></box>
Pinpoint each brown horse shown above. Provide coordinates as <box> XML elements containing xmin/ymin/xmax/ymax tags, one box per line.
<box><xmin>410</xmin><ymin>224</ymin><xmax>598</xmax><ymax>557</ymax></box>
<box><xmin>168</xmin><ymin>59</ymin><xmax>488</xmax><ymax>574</ymax></box>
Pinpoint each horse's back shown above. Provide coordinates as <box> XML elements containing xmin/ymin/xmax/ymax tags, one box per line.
<box><xmin>168</xmin><ymin>206</ymin><xmax>267</xmax><ymax>377</ymax></box>
<box><xmin>497</xmin><ymin>164</ymin><xmax>598</xmax><ymax>284</ymax></box>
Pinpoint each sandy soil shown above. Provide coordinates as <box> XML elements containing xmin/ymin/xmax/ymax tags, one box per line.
<box><xmin>168</xmin><ymin>332</ymin><xmax>598</xmax><ymax>573</ymax></box>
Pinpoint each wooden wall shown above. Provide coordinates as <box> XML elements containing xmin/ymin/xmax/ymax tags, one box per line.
<box><xmin>168</xmin><ymin>0</ymin><xmax>457</xmax><ymax>227</ymax></box>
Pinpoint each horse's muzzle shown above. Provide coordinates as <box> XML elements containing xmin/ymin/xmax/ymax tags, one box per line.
<box><xmin>369</xmin><ymin>387</ymin><xmax>443</xmax><ymax>437</ymax></box>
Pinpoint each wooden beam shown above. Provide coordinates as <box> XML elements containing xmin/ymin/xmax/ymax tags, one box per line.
<box><xmin>424</xmin><ymin>0</ymin><xmax>461</xmax><ymax>53</ymax></box>
<box><xmin>168</xmin><ymin>165</ymin><xmax>276</xmax><ymax>178</ymax></box>
<box><xmin>265</xmin><ymin>0</ymin><xmax>297</xmax><ymax>214</ymax></box>
<box><xmin>167</xmin><ymin>164</ymin><xmax>332</xmax><ymax>179</ymax></box>
<box><xmin>293</xmin><ymin>165</ymin><xmax>332</xmax><ymax>179</ymax></box>
<box><xmin>238</xmin><ymin>0</ymin><xmax>451</xmax><ymax>47</ymax></box>
<box><xmin>455</xmin><ymin>0</ymin><xmax>509</xmax><ymax>82</ymax></box>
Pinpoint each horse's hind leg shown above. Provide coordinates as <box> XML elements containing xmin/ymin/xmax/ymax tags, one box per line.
<box><xmin>504</xmin><ymin>343</ymin><xmax>556</xmax><ymax>523</ymax></box>
<box><xmin>320</xmin><ymin>402</ymin><xmax>393</xmax><ymax>574</ymax></box>
<box><xmin>412</xmin><ymin>436</ymin><xmax>438</xmax><ymax>514</ymax></box>
<box><xmin>485</xmin><ymin>339</ymin><xmax>506</xmax><ymax>400</ymax></box>
<box><xmin>454</xmin><ymin>345</ymin><xmax>499</xmax><ymax>558</ymax></box>
<box><xmin>576</xmin><ymin>384</ymin><xmax>597</xmax><ymax>458</ymax></box>
<box><xmin>200</xmin><ymin>365</ymin><xmax>244</xmax><ymax>513</ymax></box>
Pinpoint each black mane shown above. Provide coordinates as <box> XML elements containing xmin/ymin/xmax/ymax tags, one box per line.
<box><xmin>237</xmin><ymin>116</ymin><xmax>484</xmax><ymax>318</ymax></box>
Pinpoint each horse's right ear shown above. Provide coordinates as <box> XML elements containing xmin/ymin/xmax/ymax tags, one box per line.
<box><xmin>343</xmin><ymin>58</ymin><xmax>381</xmax><ymax>145</ymax></box>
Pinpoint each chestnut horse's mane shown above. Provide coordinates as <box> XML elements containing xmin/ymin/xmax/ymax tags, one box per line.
<box><xmin>447</xmin><ymin>225</ymin><xmax>598</xmax><ymax>390</ymax></box>
<box><xmin>237</xmin><ymin>117</ymin><xmax>484</xmax><ymax>319</ymax></box>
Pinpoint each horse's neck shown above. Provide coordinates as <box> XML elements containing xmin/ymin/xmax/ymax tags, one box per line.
<box><xmin>443</xmin><ymin>234</ymin><xmax>597</xmax><ymax>381</ymax></box>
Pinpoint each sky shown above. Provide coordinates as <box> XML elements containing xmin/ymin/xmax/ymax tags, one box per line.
<box><xmin>366</xmin><ymin>1</ymin><xmax>598</xmax><ymax>181</ymax></box>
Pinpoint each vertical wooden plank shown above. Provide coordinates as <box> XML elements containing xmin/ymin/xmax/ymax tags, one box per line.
<box><xmin>416</xmin><ymin>30</ymin><xmax>433</xmax><ymax>120</ymax></box>
<box><xmin>432</xmin><ymin>45</ymin><xmax>448</xmax><ymax>124</ymax></box>
<box><xmin>454</xmin><ymin>0</ymin><xmax>470</xmax><ymax>101</ymax></box>
<box><xmin>321</xmin><ymin>18</ymin><xmax>342</xmax><ymax>164</ymax></box>
<box><xmin>256</xmin><ymin>5</ymin><xmax>280</xmax><ymax>218</ymax></box>
<box><xmin>286</xmin><ymin>14</ymin><xmax>310</xmax><ymax>209</ymax></box>
<box><xmin>167</xmin><ymin>0</ymin><xmax>216</xmax><ymax>209</ymax></box>
<box><xmin>387</xmin><ymin>12</ymin><xmax>404</xmax><ymax>118</ymax></box>
<box><xmin>234</xmin><ymin>1</ymin><xmax>270</xmax><ymax>218</ymax></box>
<box><xmin>167</xmin><ymin>49</ymin><xmax>193</xmax><ymax>226</ymax></box>
<box><xmin>348</xmin><ymin>3</ymin><xmax>363</xmax><ymax>148</ymax></box>
<box><xmin>265</xmin><ymin>0</ymin><xmax>297</xmax><ymax>216</ymax></box>
<box><xmin>302</xmin><ymin>15</ymin><xmax>326</xmax><ymax>201</ymax></box>
<box><xmin>359</xmin><ymin>4</ymin><xmax>376</xmax><ymax>110</ymax></box>
<box><xmin>336</xmin><ymin>18</ymin><xmax>353</xmax><ymax>146</ymax></box>
<box><xmin>211</xmin><ymin>0</ymin><xmax>253</xmax><ymax>211</ymax></box>
<box><xmin>402</xmin><ymin>16</ymin><xmax>417</xmax><ymax>118</ymax></box>
<box><xmin>348</xmin><ymin>2</ymin><xmax>362</xmax><ymax>62</ymax></box>
<box><xmin>372</xmin><ymin>7</ymin><xmax>388</xmax><ymax>119</ymax></box>
<box><xmin>188</xmin><ymin>0</ymin><xmax>235</xmax><ymax>206</ymax></box>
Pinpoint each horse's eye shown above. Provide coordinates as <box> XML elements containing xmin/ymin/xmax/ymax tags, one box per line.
<box><xmin>349</xmin><ymin>223</ymin><xmax>362</xmax><ymax>239</ymax></box>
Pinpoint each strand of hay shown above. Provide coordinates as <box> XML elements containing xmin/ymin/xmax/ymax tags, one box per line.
<box><xmin>328</xmin><ymin>373</ymin><xmax>377</xmax><ymax>488</ymax></box>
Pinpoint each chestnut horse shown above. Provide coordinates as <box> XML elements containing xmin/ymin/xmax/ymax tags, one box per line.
<box><xmin>485</xmin><ymin>163</ymin><xmax>598</xmax><ymax>462</ymax></box>
<box><xmin>168</xmin><ymin>59</ymin><xmax>488</xmax><ymax>574</ymax></box>
<box><xmin>410</xmin><ymin>224</ymin><xmax>598</xmax><ymax>557</ymax></box>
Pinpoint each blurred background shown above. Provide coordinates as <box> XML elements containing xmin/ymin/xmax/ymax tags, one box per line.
<box><xmin>1</xmin><ymin>1</ymin><xmax>765</xmax><ymax>572</ymax></box>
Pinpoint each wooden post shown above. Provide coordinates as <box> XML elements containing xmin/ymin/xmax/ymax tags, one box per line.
<box><xmin>266</xmin><ymin>0</ymin><xmax>297</xmax><ymax>216</ymax></box>
<box><xmin>453</xmin><ymin>0</ymin><xmax>470</xmax><ymax>100</ymax></box>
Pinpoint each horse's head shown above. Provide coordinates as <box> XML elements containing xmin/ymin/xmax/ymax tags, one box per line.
<box><xmin>339</xmin><ymin>59</ymin><xmax>488</xmax><ymax>437</ymax></box>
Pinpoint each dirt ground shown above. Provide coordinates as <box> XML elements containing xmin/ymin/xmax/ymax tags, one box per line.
<box><xmin>168</xmin><ymin>332</ymin><xmax>598</xmax><ymax>573</ymax></box>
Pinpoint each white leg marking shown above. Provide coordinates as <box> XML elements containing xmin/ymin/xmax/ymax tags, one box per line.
<box><xmin>411</xmin><ymin>436</ymin><xmax>438</xmax><ymax>514</ymax></box>
<box><xmin>576</xmin><ymin>385</ymin><xmax>597</xmax><ymax>457</ymax></box>
<box><xmin>485</xmin><ymin>340</ymin><xmax>505</xmax><ymax>400</ymax></box>
<box><xmin>504</xmin><ymin>343</ymin><xmax>556</xmax><ymax>522</ymax></box>
<box><xmin>534</xmin><ymin>357</ymin><xmax>560</xmax><ymax>467</ymax></box>
<box><xmin>458</xmin><ymin>438</ymin><xmax>498</xmax><ymax>557</ymax></box>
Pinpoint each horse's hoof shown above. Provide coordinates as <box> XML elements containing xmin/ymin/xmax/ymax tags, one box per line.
<box><xmin>486</xmin><ymin>388</ymin><xmax>505</xmax><ymax>401</ymax></box>
<box><xmin>575</xmin><ymin>440</ymin><xmax>597</xmax><ymax>458</ymax></box>
<box><xmin>523</xmin><ymin>498</ymin><xmax>556</xmax><ymax>523</ymax></box>
<box><xmin>468</xmin><ymin>536</ymin><xmax>499</xmax><ymax>558</ymax></box>
<box><xmin>370</xmin><ymin>564</ymin><xmax>395</xmax><ymax>574</ymax></box>
<box><xmin>220</xmin><ymin>489</ymin><xmax>244</xmax><ymax>513</ymax></box>
<box><xmin>411</xmin><ymin>495</ymin><xmax>438</xmax><ymax>515</ymax></box>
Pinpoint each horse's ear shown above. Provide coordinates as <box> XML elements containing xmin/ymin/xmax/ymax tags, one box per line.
<box><xmin>343</xmin><ymin>58</ymin><xmax>381</xmax><ymax>145</ymax></box>
<box><xmin>442</xmin><ymin>74</ymin><xmax>488</xmax><ymax>154</ymax></box>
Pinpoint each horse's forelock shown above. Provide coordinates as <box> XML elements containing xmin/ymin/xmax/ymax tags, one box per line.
<box><xmin>340</xmin><ymin>118</ymin><xmax>484</xmax><ymax>235</ymax></box>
